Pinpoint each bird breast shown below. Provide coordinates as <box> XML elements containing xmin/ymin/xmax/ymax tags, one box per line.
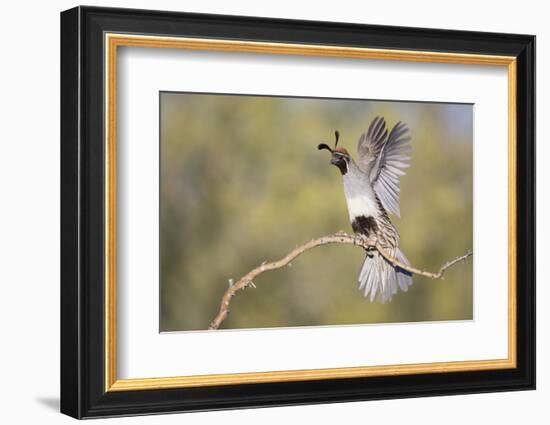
<box><xmin>342</xmin><ymin>174</ymin><xmax>379</xmax><ymax>223</ymax></box>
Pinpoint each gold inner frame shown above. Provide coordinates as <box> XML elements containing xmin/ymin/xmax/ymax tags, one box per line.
<box><xmin>104</xmin><ymin>33</ymin><xmax>517</xmax><ymax>392</ymax></box>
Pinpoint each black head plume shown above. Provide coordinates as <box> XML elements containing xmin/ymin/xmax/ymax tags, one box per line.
<box><xmin>317</xmin><ymin>143</ymin><xmax>332</xmax><ymax>152</ymax></box>
<box><xmin>318</xmin><ymin>130</ymin><xmax>340</xmax><ymax>153</ymax></box>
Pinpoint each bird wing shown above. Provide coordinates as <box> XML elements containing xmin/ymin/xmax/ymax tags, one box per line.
<box><xmin>356</xmin><ymin>116</ymin><xmax>388</xmax><ymax>173</ymax></box>
<box><xmin>369</xmin><ymin>121</ymin><xmax>412</xmax><ymax>217</ymax></box>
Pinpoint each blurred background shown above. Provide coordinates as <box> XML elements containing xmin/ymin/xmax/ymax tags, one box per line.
<box><xmin>160</xmin><ymin>92</ymin><xmax>473</xmax><ymax>332</ymax></box>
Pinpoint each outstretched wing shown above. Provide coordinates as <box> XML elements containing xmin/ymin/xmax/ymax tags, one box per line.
<box><xmin>369</xmin><ymin>121</ymin><xmax>412</xmax><ymax>217</ymax></box>
<box><xmin>356</xmin><ymin>116</ymin><xmax>388</xmax><ymax>172</ymax></box>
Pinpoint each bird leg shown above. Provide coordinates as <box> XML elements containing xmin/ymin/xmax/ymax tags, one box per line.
<box><xmin>356</xmin><ymin>233</ymin><xmax>377</xmax><ymax>248</ymax></box>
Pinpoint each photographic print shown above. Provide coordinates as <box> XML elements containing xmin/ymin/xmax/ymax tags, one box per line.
<box><xmin>61</xmin><ymin>8</ymin><xmax>535</xmax><ymax>417</ymax></box>
<box><xmin>160</xmin><ymin>92</ymin><xmax>473</xmax><ymax>332</ymax></box>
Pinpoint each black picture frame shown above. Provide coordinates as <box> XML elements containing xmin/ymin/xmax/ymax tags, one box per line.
<box><xmin>61</xmin><ymin>5</ymin><xmax>535</xmax><ymax>419</ymax></box>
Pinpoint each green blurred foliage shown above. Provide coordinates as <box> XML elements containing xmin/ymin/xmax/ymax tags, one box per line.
<box><xmin>160</xmin><ymin>92</ymin><xmax>473</xmax><ymax>332</ymax></box>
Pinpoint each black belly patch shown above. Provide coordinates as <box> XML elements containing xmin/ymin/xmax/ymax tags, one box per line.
<box><xmin>352</xmin><ymin>215</ymin><xmax>378</xmax><ymax>237</ymax></box>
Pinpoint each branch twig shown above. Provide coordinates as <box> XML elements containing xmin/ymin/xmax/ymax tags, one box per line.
<box><xmin>208</xmin><ymin>233</ymin><xmax>472</xmax><ymax>330</ymax></box>
<box><xmin>375</xmin><ymin>243</ymin><xmax>473</xmax><ymax>279</ymax></box>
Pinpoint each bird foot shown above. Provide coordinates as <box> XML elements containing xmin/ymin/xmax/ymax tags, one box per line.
<box><xmin>356</xmin><ymin>234</ymin><xmax>378</xmax><ymax>249</ymax></box>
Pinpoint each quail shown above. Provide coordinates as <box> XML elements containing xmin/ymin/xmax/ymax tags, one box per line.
<box><xmin>318</xmin><ymin>116</ymin><xmax>413</xmax><ymax>302</ymax></box>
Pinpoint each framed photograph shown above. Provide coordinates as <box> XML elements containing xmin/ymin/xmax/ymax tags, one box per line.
<box><xmin>60</xmin><ymin>6</ymin><xmax>535</xmax><ymax>419</ymax></box>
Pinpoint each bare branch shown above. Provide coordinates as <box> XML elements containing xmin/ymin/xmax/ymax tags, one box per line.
<box><xmin>375</xmin><ymin>243</ymin><xmax>473</xmax><ymax>279</ymax></box>
<box><xmin>208</xmin><ymin>233</ymin><xmax>472</xmax><ymax>330</ymax></box>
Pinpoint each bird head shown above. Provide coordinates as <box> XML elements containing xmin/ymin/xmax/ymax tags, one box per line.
<box><xmin>318</xmin><ymin>130</ymin><xmax>350</xmax><ymax>175</ymax></box>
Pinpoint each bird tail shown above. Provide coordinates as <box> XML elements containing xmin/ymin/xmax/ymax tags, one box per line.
<box><xmin>358</xmin><ymin>248</ymin><xmax>413</xmax><ymax>303</ymax></box>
